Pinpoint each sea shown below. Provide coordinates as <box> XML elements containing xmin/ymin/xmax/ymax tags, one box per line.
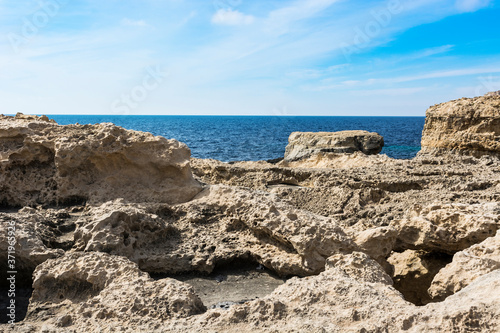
<box><xmin>46</xmin><ymin>115</ymin><xmax>425</xmax><ymax>162</ymax></box>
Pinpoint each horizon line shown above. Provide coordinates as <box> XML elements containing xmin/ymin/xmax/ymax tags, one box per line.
<box><xmin>4</xmin><ymin>113</ymin><xmax>426</xmax><ymax>117</ymax></box>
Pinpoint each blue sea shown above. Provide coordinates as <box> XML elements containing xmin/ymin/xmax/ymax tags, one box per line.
<box><xmin>47</xmin><ymin>116</ymin><xmax>425</xmax><ymax>161</ymax></box>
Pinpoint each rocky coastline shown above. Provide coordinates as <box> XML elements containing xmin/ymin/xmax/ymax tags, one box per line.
<box><xmin>1</xmin><ymin>93</ymin><xmax>500</xmax><ymax>332</ymax></box>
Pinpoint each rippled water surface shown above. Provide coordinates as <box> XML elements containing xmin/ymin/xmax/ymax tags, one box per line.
<box><xmin>48</xmin><ymin>115</ymin><xmax>425</xmax><ymax>161</ymax></box>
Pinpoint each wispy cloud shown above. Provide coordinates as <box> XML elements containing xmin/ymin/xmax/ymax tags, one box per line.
<box><xmin>351</xmin><ymin>87</ymin><xmax>426</xmax><ymax>96</ymax></box>
<box><xmin>0</xmin><ymin>0</ymin><xmax>499</xmax><ymax>116</ymax></box>
<box><xmin>455</xmin><ymin>0</ymin><xmax>491</xmax><ymax>12</ymax></box>
<box><xmin>310</xmin><ymin>65</ymin><xmax>500</xmax><ymax>90</ymax></box>
<box><xmin>264</xmin><ymin>0</ymin><xmax>340</xmax><ymax>35</ymax></box>
<box><xmin>412</xmin><ymin>44</ymin><xmax>455</xmax><ymax>58</ymax></box>
<box><xmin>383</xmin><ymin>66</ymin><xmax>500</xmax><ymax>84</ymax></box>
<box><xmin>286</xmin><ymin>64</ymin><xmax>349</xmax><ymax>79</ymax></box>
<box><xmin>211</xmin><ymin>9</ymin><xmax>254</xmax><ymax>26</ymax></box>
<box><xmin>121</xmin><ymin>18</ymin><xmax>149</xmax><ymax>27</ymax></box>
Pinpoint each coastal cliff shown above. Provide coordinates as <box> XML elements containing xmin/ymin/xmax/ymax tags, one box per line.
<box><xmin>419</xmin><ymin>92</ymin><xmax>500</xmax><ymax>157</ymax></box>
<box><xmin>1</xmin><ymin>94</ymin><xmax>500</xmax><ymax>332</ymax></box>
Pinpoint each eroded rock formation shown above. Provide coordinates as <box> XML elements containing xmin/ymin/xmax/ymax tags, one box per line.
<box><xmin>428</xmin><ymin>229</ymin><xmax>500</xmax><ymax>301</ymax></box>
<box><xmin>0</xmin><ymin>114</ymin><xmax>201</xmax><ymax>207</ymax></box>
<box><xmin>284</xmin><ymin>130</ymin><xmax>384</xmax><ymax>162</ymax></box>
<box><xmin>0</xmin><ymin>210</ymin><xmax>64</xmax><ymax>285</ymax></box>
<box><xmin>26</xmin><ymin>252</ymin><xmax>206</xmax><ymax>329</ymax></box>
<box><xmin>1</xmin><ymin>98</ymin><xmax>500</xmax><ymax>332</ymax></box>
<box><xmin>72</xmin><ymin>186</ymin><xmax>356</xmax><ymax>277</ymax></box>
<box><xmin>391</xmin><ymin>202</ymin><xmax>500</xmax><ymax>253</ymax></box>
<box><xmin>419</xmin><ymin>93</ymin><xmax>500</xmax><ymax>157</ymax></box>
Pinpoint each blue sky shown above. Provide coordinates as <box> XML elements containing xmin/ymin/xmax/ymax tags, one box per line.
<box><xmin>0</xmin><ymin>0</ymin><xmax>499</xmax><ymax>115</ymax></box>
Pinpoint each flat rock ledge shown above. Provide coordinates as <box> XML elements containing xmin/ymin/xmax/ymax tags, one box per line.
<box><xmin>284</xmin><ymin>130</ymin><xmax>384</xmax><ymax>162</ymax></box>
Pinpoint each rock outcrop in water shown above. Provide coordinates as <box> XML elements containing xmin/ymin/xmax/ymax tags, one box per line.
<box><xmin>1</xmin><ymin>94</ymin><xmax>500</xmax><ymax>332</ymax></box>
<box><xmin>419</xmin><ymin>92</ymin><xmax>500</xmax><ymax>157</ymax></box>
<box><xmin>284</xmin><ymin>130</ymin><xmax>384</xmax><ymax>162</ymax></box>
<box><xmin>0</xmin><ymin>113</ymin><xmax>201</xmax><ymax>206</ymax></box>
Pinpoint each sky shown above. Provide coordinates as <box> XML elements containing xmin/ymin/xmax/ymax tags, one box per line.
<box><xmin>0</xmin><ymin>0</ymin><xmax>499</xmax><ymax>116</ymax></box>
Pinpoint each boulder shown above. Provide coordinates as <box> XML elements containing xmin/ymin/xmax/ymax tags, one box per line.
<box><xmin>391</xmin><ymin>202</ymin><xmax>500</xmax><ymax>253</ymax></box>
<box><xmin>25</xmin><ymin>252</ymin><xmax>206</xmax><ymax>329</ymax></box>
<box><xmin>284</xmin><ymin>130</ymin><xmax>384</xmax><ymax>162</ymax></box>
<box><xmin>428</xmin><ymin>230</ymin><xmax>500</xmax><ymax>301</ymax></box>
<box><xmin>0</xmin><ymin>114</ymin><xmax>201</xmax><ymax>206</ymax></box>
<box><xmin>419</xmin><ymin>92</ymin><xmax>500</xmax><ymax>157</ymax></box>
<box><xmin>354</xmin><ymin>226</ymin><xmax>397</xmax><ymax>263</ymax></box>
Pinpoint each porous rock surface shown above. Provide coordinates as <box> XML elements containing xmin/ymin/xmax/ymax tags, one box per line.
<box><xmin>25</xmin><ymin>252</ymin><xmax>206</xmax><ymax>329</ymax></box>
<box><xmin>428</xmin><ymin>229</ymin><xmax>500</xmax><ymax>301</ymax></box>
<box><xmin>73</xmin><ymin>186</ymin><xmax>357</xmax><ymax>277</ymax></box>
<box><xmin>0</xmin><ymin>113</ymin><xmax>201</xmax><ymax>206</ymax></box>
<box><xmin>419</xmin><ymin>92</ymin><xmax>500</xmax><ymax>157</ymax></box>
<box><xmin>166</xmin><ymin>252</ymin><xmax>500</xmax><ymax>333</ymax></box>
<box><xmin>279</xmin><ymin>151</ymin><xmax>393</xmax><ymax>169</ymax></box>
<box><xmin>1</xmin><ymin>99</ymin><xmax>500</xmax><ymax>332</ymax></box>
<box><xmin>391</xmin><ymin>202</ymin><xmax>500</xmax><ymax>253</ymax></box>
<box><xmin>0</xmin><ymin>210</ymin><xmax>64</xmax><ymax>285</ymax></box>
<box><xmin>284</xmin><ymin>130</ymin><xmax>384</xmax><ymax>161</ymax></box>
<box><xmin>191</xmin><ymin>155</ymin><xmax>500</xmax><ymax>235</ymax></box>
<box><xmin>387</xmin><ymin>249</ymin><xmax>451</xmax><ymax>306</ymax></box>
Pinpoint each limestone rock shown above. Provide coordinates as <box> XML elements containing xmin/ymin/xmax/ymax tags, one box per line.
<box><xmin>180</xmin><ymin>253</ymin><xmax>500</xmax><ymax>332</ymax></box>
<box><xmin>354</xmin><ymin>226</ymin><xmax>397</xmax><ymax>262</ymax></box>
<box><xmin>192</xmin><ymin>155</ymin><xmax>500</xmax><ymax>236</ymax></box>
<box><xmin>419</xmin><ymin>93</ymin><xmax>500</xmax><ymax>157</ymax></box>
<box><xmin>429</xmin><ymin>230</ymin><xmax>500</xmax><ymax>301</ymax></box>
<box><xmin>73</xmin><ymin>186</ymin><xmax>357</xmax><ymax>277</ymax></box>
<box><xmin>391</xmin><ymin>202</ymin><xmax>500</xmax><ymax>253</ymax></box>
<box><xmin>26</xmin><ymin>252</ymin><xmax>206</xmax><ymax>329</ymax></box>
<box><xmin>284</xmin><ymin>130</ymin><xmax>384</xmax><ymax>162</ymax></box>
<box><xmin>189</xmin><ymin>252</ymin><xmax>405</xmax><ymax>332</ymax></box>
<box><xmin>419</xmin><ymin>269</ymin><xmax>500</xmax><ymax>332</ymax></box>
<box><xmin>387</xmin><ymin>250</ymin><xmax>451</xmax><ymax>305</ymax></box>
<box><xmin>3</xmin><ymin>106</ymin><xmax>500</xmax><ymax>332</ymax></box>
<box><xmin>485</xmin><ymin>90</ymin><xmax>500</xmax><ymax>97</ymax></box>
<box><xmin>278</xmin><ymin>151</ymin><xmax>394</xmax><ymax>169</ymax></box>
<box><xmin>0</xmin><ymin>114</ymin><xmax>201</xmax><ymax>206</ymax></box>
<box><xmin>0</xmin><ymin>211</ymin><xmax>64</xmax><ymax>286</ymax></box>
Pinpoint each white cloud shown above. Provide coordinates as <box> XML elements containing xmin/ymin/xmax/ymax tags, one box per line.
<box><xmin>455</xmin><ymin>0</ymin><xmax>491</xmax><ymax>12</ymax></box>
<box><xmin>415</xmin><ymin>45</ymin><xmax>454</xmax><ymax>58</ymax></box>
<box><xmin>305</xmin><ymin>66</ymin><xmax>500</xmax><ymax>92</ymax></box>
<box><xmin>351</xmin><ymin>87</ymin><xmax>426</xmax><ymax>96</ymax></box>
<box><xmin>121</xmin><ymin>18</ymin><xmax>148</xmax><ymax>27</ymax></box>
<box><xmin>211</xmin><ymin>9</ymin><xmax>255</xmax><ymax>26</ymax></box>
<box><xmin>287</xmin><ymin>64</ymin><xmax>349</xmax><ymax>79</ymax></box>
<box><xmin>265</xmin><ymin>0</ymin><xmax>340</xmax><ymax>35</ymax></box>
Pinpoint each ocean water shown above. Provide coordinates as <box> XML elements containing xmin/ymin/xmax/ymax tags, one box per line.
<box><xmin>47</xmin><ymin>115</ymin><xmax>425</xmax><ymax>162</ymax></box>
